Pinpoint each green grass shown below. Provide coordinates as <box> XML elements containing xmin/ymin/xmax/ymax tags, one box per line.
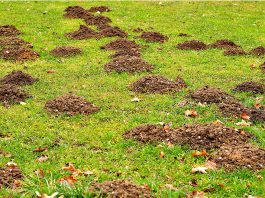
<box><xmin>0</xmin><ymin>1</ymin><xmax>264</xmax><ymax>197</ymax></box>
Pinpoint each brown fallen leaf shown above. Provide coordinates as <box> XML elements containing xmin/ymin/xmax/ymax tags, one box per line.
<box><xmin>236</xmin><ymin>120</ymin><xmax>252</xmax><ymax>126</ymax></box>
<box><xmin>62</xmin><ymin>163</ymin><xmax>82</xmax><ymax>177</ymax></box>
<box><xmin>189</xmin><ymin>178</ymin><xmax>198</xmax><ymax>187</ymax></box>
<box><xmin>59</xmin><ymin>175</ymin><xmax>77</xmax><ymax>187</ymax></box>
<box><xmin>83</xmin><ymin>170</ymin><xmax>94</xmax><ymax>176</ymax></box>
<box><xmin>191</xmin><ymin>166</ymin><xmax>208</xmax><ymax>174</ymax></box>
<box><xmin>192</xmin><ymin>149</ymin><xmax>207</xmax><ymax>157</ymax></box>
<box><xmin>212</xmin><ymin>119</ymin><xmax>223</xmax><ymax>125</ymax></box>
<box><xmin>34</xmin><ymin>169</ymin><xmax>45</xmax><ymax>178</ymax></box>
<box><xmin>33</xmin><ymin>147</ymin><xmax>48</xmax><ymax>152</ymax></box>
<box><xmin>36</xmin><ymin>191</ymin><xmax>59</xmax><ymax>198</ymax></box>
<box><xmin>185</xmin><ymin>109</ymin><xmax>198</xmax><ymax>117</ymax></box>
<box><xmin>203</xmin><ymin>187</ymin><xmax>215</xmax><ymax>192</ymax></box>
<box><xmin>240</xmin><ymin>112</ymin><xmax>250</xmax><ymax>120</ymax></box>
<box><xmin>47</xmin><ymin>70</ymin><xmax>56</xmax><ymax>74</ymax></box>
<box><xmin>186</xmin><ymin>190</ymin><xmax>206</xmax><ymax>198</ymax></box>
<box><xmin>36</xmin><ymin>155</ymin><xmax>49</xmax><ymax>162</ymax></box>
<box><xmin>165</xmin><ymin>184</ymin><xmax>178</xmax><ymax>191</ymax></box>
<box><xmin>160</xmin><ymin>151</ymin><xmax>165</xmax><ymax>158</ymax></box>
<box><xmin>254</xmin><ymin>103</ymin><xmax>260</xmax><ymax>109</ymax></box>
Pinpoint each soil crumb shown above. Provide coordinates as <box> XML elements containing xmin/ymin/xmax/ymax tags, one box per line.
<box><xmin>209</xmin><ymin>39</ymin><xmax>239</xmax><ymax>49</ymax></box>
<box><xmin>177</xmin><ymin>40</ymin><xmax>207</xmax><ymax>50</ymax></box>
<box><xmin>139</xmin><ymin>31</ymin><xmax>169</xmax><ymax>43</ymax></box>
<box><xmin>88</xmin><ymin>6</ymin><xmax>111</xmax><ymax>13</ymax></box>
<box><xmin>100</xmin><ymin>26</ymin><xmax>128</xmax><ymax>38</ymax></box>
<box><xmin>45</xmin><ymin>93</ymin><xmax>99</xmax><ymax>116</ymax></box>
<box><xmin>0</xmin><ymin>37</ymin><xmax>32</xmax><ymax>48</ymax></box>
<box><xmin>224</xmin><ymin>47</ymin><xmax>246</xmax><ymax>56</ymax></box>
<box><xmin>130</xmin><ymin>75</ymin><xmax>187</xmax><ymax>94</ymax></box>
<box><xmin>65</xmin><ymin>25</ymin><xmax>99</xmax><ymax>40</ymax></box>
<box><xmin>63</xmin><ymin>6</ymin><xmax>86</xmax><ymax>18</ymax></box>
<box><xmin>101</xmin><ymin>39</ymin><xmax>141</xmax><ymax>51</ymax></box>
<box><xmin>90</xmin><ymin>180</ymin><xmax>153</xmax><ymax>198</ymax></box>
<box><xmin>233</xmin><ymin>81</ymin><xmax>264</xmax><ymax>94</ymax></box>
<box><xmin>123</xmin><ymin>123</ymin><xmax>252</xmax><ymax>150</ymax></box>
<box><xmin>104</xmin><ymin>55</ymin><xmax>153</xmax><ymax>73</ymax></box>
<box><xmin>0</xmin><ymin>84</ymin><xmax>31</xmax><ymax>107</ymax></box>
<box><xmin>212</xmin><ymin>144</ymin><xmax>265</xmax><ymax>171</ymax></box>
<box><xmin>133</xmin><ymin>28</ymin><xmax>144</xmax><ymax>33</ymax></box>
<box><xmin>0</xmin><ymin>47</ymin><xmax>39</xmax><ymax>61</ymax></box>
<box><xmin>0</xmin><ymin>164</ymin><xmax>23</xmax><ymax>188</ymax></box>
<box><xmin>0</xmin><ymin>25</ymin><xmax>21</xmax><ymax>36</ymax></box>
<box><xmin>249</xmin><ymin>46</ymin><xmax>265</xmax><ymax>56</ymax></box>
<box><xmin>50</xmin><ymin>46</ymin><xmax>82</xmax><ymax>57</ymax></box>
<box><xmin>0</xmin><ymin>70</ymin><xmax>38</xmax><ymax>86</ymax></box>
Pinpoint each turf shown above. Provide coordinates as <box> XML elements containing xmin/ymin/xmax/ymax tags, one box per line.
<box><xmin>0</xmin><ymin>1</ymin><xmax>264</xmax><ymax>197</ymax></box>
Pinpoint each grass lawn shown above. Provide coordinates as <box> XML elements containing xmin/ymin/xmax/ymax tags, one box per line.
<box><xmin>0</xmin><ymin>1</ymin><xmax>264</xmax><ymax>197</ymax></box>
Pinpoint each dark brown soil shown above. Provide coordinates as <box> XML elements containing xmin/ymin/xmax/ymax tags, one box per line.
<box><xmin>99</xmin><ymin>26</ymin><xmax>128</xmax><ymax>38</ymax></box>
<box><xmin>0</xmin><ymin>37</ymin><xmax>33</xmax><ymax>48</ymax></box>
<box><xmin>101</xmin><ymin>39</ymin><xmax>141</xmax><ymax>51</ymax></box>
<box><xmin>110</xmin><ymin>48</ymin><xmax>141</xmax><ymax>58</ymax></box>
<box><xmin>88</xmin><ymin>6</ymin><xmax>111</xmax><ymax>13</ymax></box>
<box><xmin>177</xmin><ymin>40</ymin><xmax>207</xmax><ymax>50</ymax></box>
<box><xmin>50</xmin><ymin>46</ymin><xmax>82</xmax><ymax>57</ymax></box>
<box><xmin>233</xmin><ymin>81</ymin><xmax>264</xmax><ymax>94</ymax></box>
<box><xmin>90</xmin><ymin>180</ymin><xmax>153</xmax><ymax>198</ymax></box>
<box><xmin>178</xmin><ymin>33</ymin><xmax>191</xmax><ymax>37</ymax></box>
<box><xmin>0</xmin><ymin>47</ymin><xmax>39</xmax><ymax>61</ymax></box>
<box><xmin>0</xmin><ymin>164</ymin><xmax>23</xmax><ymax>188</ymax></box>
<box><xmin>45</xmin><ymin>93</ymin><xmax>99</xmax><ymax>116</ymax></box>
<box><xmin>249</xmin><ymin>46</ymin><xmax>265</xmax><ymax>56</ymax></box>
<box><xmin>133</xmin><ymin>28</ymin><xmax>144</xmax><ymax>33</ymax></box>
<box><xmin>130</xmin><ymin>75</ymin><xmax>187</xmax><ymax>94</ymax></box>
<box><xmin>63</xmin><ymin>6</ymin><xmax>87</xmax><ymax>18</ymax></box>
<box><xmin>139</xmin><ymin>32</ymin><xmax>169</xmax><ymax>43</ymax></box>
<box><xmin>211</xmin><ymin>144</ymin><xmax>265</xmax><ymax>171</ymax></box>
<box><xmin>0</xmin><ymin>84</ymin><xmax>31</xmax><ymax>107</ymax></box>
<box><xmin>260</xmin><ymin>62</ymin><xmax>265</xmax><ymax>72</ymax></box>
<box><xmin>83</xmin><ymin>15</ymin><xmax>112</xmax><ymax>26</ymax></box>
<box><xmin>191</xmin><ymin>86</ymin><xmax>236</xmax><ymax>104</ymax></box>
<box><xmin>223</xmin><ymin>47</ymin><xmax>247</xmax><ymax>56</ymax></box>
<box><xmin>208</xmin><ymin>40</ymin><xmax>239</xmax><ymax>49</ymax></box>
<box><xmin>123</xmin><ymin>123</ymin><xmax>252</xmax><ymax>150</ymax></box>
<box><xmin>0</xmin><ymin>70</ymin><xmax>38</xmax><ymax>86</ymax></box>
<box><xmin>0</xmin><ymin>25</ymin><xmax>21</xmax><ymax>36</ymax></box>
<box><xmin>65</xmin><ymin>25</ymin><xmax>99</xmax><ymax>40</ymax></box>
<box><xmin>104</xmin><ymin>55</ymin><xmax>154</xmax><ymax>73</ymax></box>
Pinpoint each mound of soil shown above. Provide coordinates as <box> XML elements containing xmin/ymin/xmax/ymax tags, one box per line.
<box><xmin>45</xmin><ymin>93</ymin><xmax>99</xmax><ymax>116</ymax></box>
<box><xmin>88</xmin><ymin>6</ymin><xmax>111</xmax><ymax>12</ymax></box>
<box><xmin>223</xmin><ymin>47</ymin><xmax>246</xmax><ymax>56</ymax></box>
<box><xmin>209</xmin><ymin>39</ymin><xmax>239</xmax><ymax>49</ymax></box>
<box><xmin>65</xmin><ymin>25</ymin><xmax>99</xmax><ymax>40</ymax></box>
<box><xmin>191</xmin><ymin>86</ymin><xmax>236</xmax><ymax>104</ymax></box>
<box><xmin>90</xmin><ymin>180</ymin><xmax>153</xmax><ymax>198</ymax></box>
<box><xmin>101</xmin><ymin>39</ymin><xmax>141</xmax><ymax>51</ymax></box>
<box><xmin>83</xmin><ymin>15</ymin><xmax>112</xmax><ymax>26</ymax></box>
<box><xmin>130</xmin><ymin>75</ymin><xmax>187</xmax><ymax>94</ymax></box>
<box><xmin>176</xmin><ymin>40</ymin><xmax>207</xmax><ymax>50</ymax></box>
<box><xmin>233</xmin><ymin>81</ymin><xmax>264</xmax><ymax>94</ymax></box>
<box><xmin>110</xmin><ymin>48</ymin><xmax>141</xmax><ymax>58</ymax></box>
<box><xmin>0</xmin><ymin>164</ymin><xmax>23</xmax><ymax>188</ymax></box>
<box><xmin>139</xmin><ymin>32</ymin><xmax>168</xmax><ymax>43</ymax></box>
<box><xmin>104</xmin><ymin>55</ymin><xmax>154</xmax><ymax>73</ymax></box>
<box><xmin>50</xmin><ymin>46</ymin><xmax>82</xmax><ymax>57</ymax></box>
<box><xmin>249</xmin><ymin>46</ymin><xmax>265</xmax><ymax>56</ymax></box>
<box><xmin>0</xmin><ymin>37</ymin><xmax>32</xmax><ymax>48</ymax></box>
<box><xmin>64</xmin><ymin>6</ymin><xmax>87</xmax><ymax>18</ymax></box>
<box><xmin>0</xmin><ymin>84</ymin><xmax>31</xmax><ymax>106</ymax></box>
<box><xmin>123</xmin><ymin>123</ymin><xmax>252</xmax><ymax>150</ymax></box>
<box><xmin>260</xmin><ymin>62</ymin><xmax>265</xmax><ymax>72</ymax></box>
<box><xmin>0</xmin><ymin>25</ymin><xmax>21</xmax><ymax>36</ymax></box>
<box><xmin>0</xmin><ymin>70</ymin><xmax>38</xmax><ymax>86</ymax></box>
<box><xmin>100</xmin><ymin>26</ymin><xmax>128</xmax><ymax>38</ymax></box>
<box><xmin>0</xmin><ymin>47</ymin><xmax>39</xmax><ymax>61</ymax></box>
<box><xmin>212</xmin><ymin>144</ymin><xmax>265</xmax><ymax>171</ymax></box>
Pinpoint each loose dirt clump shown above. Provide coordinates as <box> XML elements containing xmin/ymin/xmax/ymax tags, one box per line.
<box><xmin>130</xmin><ymin>75</ymin><xmax>187</xmax><ymax>94</ymax></box>
<box><xmin>0</xmin><ymin>164</ymin><xmax>23</xmax><ymax>188</ymax></box>
<box><xmin>123</xmin><ymin>123</ymin><xmax>253</xmax><ymax>150</ymax></box>
<box><xmin>0</xmin><ymin>84</ymin><xmax>31</xmax><ymax>107</ymax></box>
<box><xmin>104</xmin><ymin>55</ymin><xmax>153</xmax><ymax>73</ymax></box>
<box><xmin>0</xmin><ymin>25</ymin><xmax>21</xmax><ymax>36</ymax></box>
<box><xmin>177</xmin><ymin>40</ymin><xmax>207</xmax><ymax>50</ymax></box>
<box><xmin>211</xmin><ymin>144</ymin><xmax>265</xmax><ymax>171</ymax></box>
<box><xmin>0</xmin><ymin>70</ymin><xmax>38</xmax><ymax>86</ymax></box>
<box><xmin>101</xmin><ymin>39</ymin><xmax>141</xmax><ymax>51</ymax></box>
<box><xmin>139</xmin><ymin>32</ymin><xmax>169</xmax><ymax>43</ymax></box>
<box><xmin>88</xmin><ymin>6</ymin><xmax>111</xmax><ymax>12</ymax></box>
<box><xmin>99</xmin><ymin>26</ymin><xmax>128</xmax><ymax>38</ymax></box>
<box><xmin>249</xmin><ymin>46</ymin><xmax>265</xmax><ymax>56</ymax></box>
<box><xmin>50</xmin><ymin>46</ymin><xmax>82</xmax><ymax>57</ymax></box>
<box><xmin>0</xmin><ymin>37</ymin><xmax>32</xmax><ymax>48</ymax></box>
<box><xmin>233</xmin><ymin>81</ymin><xmax>264</xmax><ymax>94</ymax></box>
<box><xmin>0</xmin><ymin>47</ymin><xmax>39</xmax><ymax>61</ymax></box>
<box><xmin>260</xmin><ymin>62</ymin><xmax>265</xmax><ymax>72</ymax></box>
<box><xmin>178</xmin><ymin>33</ymin><xmax>191</xmax><ymax>37</ymax></box>
<box><xmin>223</xmin><ymin>47</ymin><xmax>247</xmax><ymax>56</ymax></box>
<box><xmin>83</xmin><ymin>15</ymin><xmax>112</xmax><ymax>26</ymax></box>
<box><xmin>191</xmin><ymin>86</ymin><xmax>236</xmax><ymax>104</ymax></box>
<box><xmin>90</xmin><ymin>180</ymin><xmax>153</xmax><ymax>198</ymax></box>
<box><xmin>65</xmin><ymin>25</ymin><xmax>99</xmax><ymax>40</ymax></box>
<box><xmin>133</xmin><ymin>28</ymin><xmax>144</xmax><ymax>33</ymax></box>
<box><xmin>45</xmin><ymin>93</ymin><xmax>99</xmax><ymax>116</ymax></box>
<box><xmin>208</xmin><ymin>39</ymin><xmax>239</xmax><ymax>49</ymax></box>
<box><xmin>110</xmin><ymin>48</ymin><xmax>141</xmax><ymax>58</ymax></box>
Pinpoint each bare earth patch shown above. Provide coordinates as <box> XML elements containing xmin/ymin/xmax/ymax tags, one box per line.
<box><xmin>87</xmin><ymin>6</ymin><xmax>111</xmax><ymax>13</ymax></box>
<box><xmin>130</xmin><ymin>75</ymin><xmax>187</xmax><ymax>94</ymax></box>
<box><xmin>63</xmin><ymin>6</ymin><xmax>87</xmax><ymax>18</ymax></box>
<box><xmin>176</xmin><ymin>40</ymin><xmax>207</xmax><ymax>50</ymax></box>
<box><xmin>45</xmin><ymin>93</ymin><xmax>99</xmax><ymax>116</ymax></box>
<box><xmin>249</xmin><ymin>46</ymin><xmax>265</xmax><ymax>56</ymax></box>
<box><xmin>65</xmin><ymin>25</ymin><xmax>99</xmax><ymax>40</ymax></box>
<box><xmin>139</xmin><ymin>31</ymin><xmax>169</xmax><ymax>43</ymax></box>
<box><xmin>223</xmin><ymin>47</ymin><xmax>247</xmax><ymax>56</ymax></box>
<box><xmin>208</xmin><ymin>39</ymin><xmax>239</xmax><ymax>49</ymax></box>
<box><xmin>0</xmin><ymin>164</ymin><xmax>23</xmax><ymax>189</ymax></box>
<box><xmin>0</xmin><ymin>25</ymin><xmax>21</xmax><ymax>36</ymax></box>
<box><xmin>0</xmin><ymin>37</ymin><xmax>33</xmax><ymax>48</ymax></box>
<box><xmin>0</xmin><ymin>70</ymin><xmax>38</xmax><ymax>86</ymax></box>
<box><xmin>0</xmin><ymin>47</ymin><xmax>39</xmax><ymax>61</ymax></box>
<box><xmin>50</xmin><ymin>46</ymin><xmax>82</xmax><ymax>57</ymax></box>
<box><xmin>233</xmin><ymin>81</ymin><xmax>264</xmax><ymax>94</ymax></box>
<box><xmin>99</xmin><ymin>26</ymin><xmax>128</xmax><ymax>38</ymax></box>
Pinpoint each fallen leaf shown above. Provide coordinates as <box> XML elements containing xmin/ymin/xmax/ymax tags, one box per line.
<box><xmin>62</xmin><ymin>163</ymin><xmax>82</xmax><ymax>177</ymax></box>
<box><xmin>205</xmin><ymin>160</ymin><xmax>217</xmax><ymax>170</ymax></box>
<box><xmin>33</xmin><ymin>147</ymin><xmax>48</xmax><ymax>152</ymax></box>
<box><xmin>165</xmin><ymin>184</ymin><xmax>178</xmax><ymax>191</ymax></box>
<box><xmin>217</xmin><ymin>183</ymin><xmax>225</xmax><ymax>188</ymax></box>
<box><xmin>192</xmin><ymin>149</ymin><xmax>207</xmax><ymax>157</ymax></box>
<box><xmin>167</xmin><ymin>142</ymin><xmax>174</xmax><ymax>148</ymax></box>
<box><xmin>185</xmin><ymin>109</ymin><xmax>198</xmax><ymax>117</ymax></box>
<box><xmin>191</xmin><ymin>166</ymin><xmax>208</xmax><ymax>174</ymax></box>
<box><xmin>163</xmin><ymin>125</ymin><xmax>170</xmax><ymax>132</ymax></box>
<box><xmin>240</xmin><ymin>112</ymin><xmax>250</xmax><ymax>120</ymax></box>
<box><xmin>83</xmin><ymin>170</ymin><xmax>94</xmax><ymax>176</ymax></box>
<box><xmin>160</xmin><ymin>151</ymin><xmax>165</xmax><ymax>158</ymax></box>
<box><xmin>189</xmin><ymin>178</ymin><xmax>198</xmax><ymax>187</ymax></box>
<box><xmin>59</xmin><ymin>175</ymin><xmax>77</xmax><ymax>187</ymax></box>
<box><xmin>131</xmin><ymin>97</ymin><xmax>140</xmax><ymax>102</ymax></box>
<box><xmin>236</xmin><ymin>120</ymin><xmax>252</xmax><ymax>126</ymax></box>
<box><xmin>36</xmin><ymin>155</ymin><xmax>48</xmax><ymax>162</ymax></box>
<box><xmin>47</xmin><ymin>70</ymin><xmax>56</xmax><ymax>74</ymax></box>
<box><xmin>254</xmin><ymin>103</ymin><xmax>260</xmax><ymax>109</ymax></box>
<box><xmin>186</xmin><ymin>190</ymin><xmax>206</xmax><ymax>198</ymax></box>
<box><xmin>212</xmin><ymin>119</ymin><xmax>223</xmax><ymax>125</ymax></box>
<box><xmin>34</xmin><ymin>169</ymin><xmax>45</xmax><ymax>178</ymax></box>
<box><xmin>36</xmin><ymin>191</ymin><xmax>59</xmax><ymax>198</ymax></box>
<box><xmin>203</xmin><ymin>187</ymin><xmax>215</xmax><ymax>192</ymax></box>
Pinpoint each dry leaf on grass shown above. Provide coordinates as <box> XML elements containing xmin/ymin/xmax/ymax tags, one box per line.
<box><xmin>36</xmin><ymin>191</ymin><xmax>59</xmax><ymax>198</ymax></box>
<box><xmin>33</xmin><ymin>147</ymin><xmax>48</xmax><ymax>152</ymax></box>
<box><xmin>62</xmin><ymin>163</ymin><xmax>82</xmax><ymax>177</ymax></box>
<box><xmin>191</xmin><ymin>166</ymin><xmax>208</xmax><ymax>174</ymax></box>
<box><xmin>240</xmin><ymin>112</ymin><xmax>250</xmax><ymax>120</ymax></box>
<box><xmin>165</xmin><ymin>184</ymin><xmax>178</xmax><ymax>191</ymax></box>
<box><xmin>34</xmin><ymin>169</ymin><xmax>45</xmax><ymax>178</ymax></box>
<box><xmin>192</xmin><ymin>149</ymin><xmax>207</xmax><ymax>157</ymax></box>
<box><xmin>36</xmin><ymin>155</ymin><xmax>48</xmax><ymax>162</ymax></box>
<box><xmin>59</xmin><ymin>175</ymin><xmax>77</xmax><ymax>187</ymax></box>
<box><xmin>236</xmin><ymin>120</ymin><xmax>252</xmax><ymax>126</ymax></box>
<box><xmin>186</xmin><ymin>190</ymin><xmax>206</xmax><ymax>198</ymax></box>
<box><xmin>185</xmin><ymin>109</ymin><xmax>198</xmax><ymax>117</ymax></box>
